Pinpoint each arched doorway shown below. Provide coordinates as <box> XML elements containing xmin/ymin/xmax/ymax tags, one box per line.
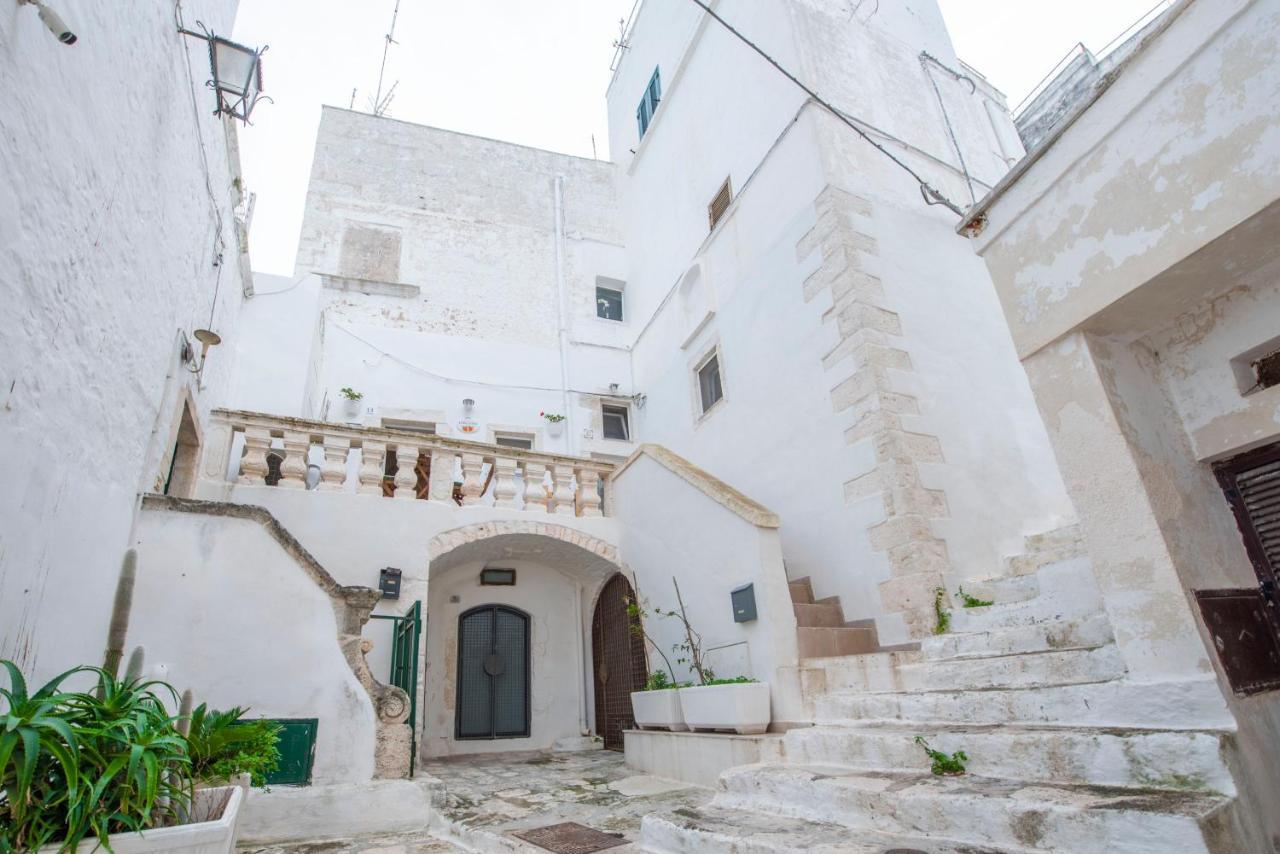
<box><xmin>591</xmin><ymin>574</ymin><xmax>647</xmax><ymax>751</ymax></box>
<box><xmin>455</xmin><ymin>605</ymin><xmax>530</xmax><ymax>740</ymax></box>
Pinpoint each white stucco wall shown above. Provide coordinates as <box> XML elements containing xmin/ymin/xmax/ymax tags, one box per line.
<box><xmin>0</xmin><ymin>0</ymin><xmax>252</xmax><ymax>684</ymax></box>
<box><xmin>131</xmin><ymin>505</ymin><xmax>376</xmax><ymax>784</ymax></box>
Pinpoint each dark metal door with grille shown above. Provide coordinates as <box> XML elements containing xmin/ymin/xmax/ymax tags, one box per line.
<box><xmin>591</xmin><ymin>574</ymin><xmax>647</xmax><ymax>751</ymax></box>
<box><xmin>456</xmin><ymin>605</ymin><xmax>530</xmax><ymax>739</ymax></box>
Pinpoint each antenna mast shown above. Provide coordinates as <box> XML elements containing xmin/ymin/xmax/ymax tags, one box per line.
<box><xmin>371</xmin><ymin>0</ymin><xmax>401</xmax><ymax>117</ymax></box>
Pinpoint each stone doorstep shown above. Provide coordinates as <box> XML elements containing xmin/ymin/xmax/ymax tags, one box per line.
<box><xmin>623</xmin><ymin>729</ymin><xmax>785</xmax><ymax>788</ymax></box>
<box><xmin>780</xmin><ymin>722</ymin><xmax>1236</xmax><ymax>794</ymax></box>
<box><xmin>713</xmin><ymin>765</ymin><xmax>1237</xmax><ymax>853</ymax></box>
<box><xmin>883</xmin><ymin>644</ymin><xmax>1128</xmax><ymax>694</ymax></box>
<box><xmin>640</xmin><ymin>803</ymin><xmax>1024</xmax><ymax>854</ymax></box>
<box><xmin>813</xmin><ymin>677</ymin><xmax>1237</xmax><ymax>731</ymax></box>
<box><xmin>920</xmin><ymin>613</ymin><xmax>1116</xmax><ymax>662</ymax></box>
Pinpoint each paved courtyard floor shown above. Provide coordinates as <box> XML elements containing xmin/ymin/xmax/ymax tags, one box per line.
<box><xmin>241</xmin><ymin>749</ymin><xmax>709</xmax><ymax>853</ymax></box>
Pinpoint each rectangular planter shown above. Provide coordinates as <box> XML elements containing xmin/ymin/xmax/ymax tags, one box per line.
<box><xmin>678</xmin><ymin>682</ymin><xmax>771</xmax><ymax>734</ymax></box>
<box><xmin>40</xmin><ymin>785</ymin><xmax>243</xmax><ymax>854</ymax></box>
<box><xmin>631</xmin><ymin>688</ymin><xmax>688</xmax><ymax>731</ymax></box>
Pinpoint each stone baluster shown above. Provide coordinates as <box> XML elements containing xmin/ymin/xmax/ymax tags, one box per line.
<box><xmin>357</xmin><ymin>441</ymin><xmax>386</xmax><ymax>496</ymax></box>
<box><xmin>393</xmin><ymin>444</ymin><xmax>418</xmax><ymax>499</ymax></box>
<box><xmin>428</xmin><ymin>450</ymin><xmax>457</xmax><ymax>502</ymax></box>
<box><xmin>492</xmin><ymin>456</ymin><xmax>519</xmax><ymax>508</ymax></box>
<box><xmin>277</xmin><ymin>430</ymin><xmax>310</xmax><ymax>490</ymax></box>
<box><xmin>550</xmin><ymin>464</ymin><xmax>575</xmax><ymax>516</ymax></box>
<box><xmin>459</xmin><ymin>453</ymin><xmax>486</xmax><ymax>505</ymax></box>
<box><xmin>238</xmin><ymin>427</ymin><xmax>271</xmax><ymax>485</ymax></box>
<box><xmin>318</xmin><ymin>436</ymin><xmax>349</xmax><ymax>492</ymax></box>
<box><xmin>202</xmin><ymin>420</ymin><xmax>234</xmax><ymax>482</ymax></box>
<box><xmin>523</xmin><ymin>462</ymin><xmax>549</xmax><ymax>513</ymax></box>
<box><xmin>576</xmin><ymin>468</ymin><xmax>603</xmax><ymax>517</ymax></box>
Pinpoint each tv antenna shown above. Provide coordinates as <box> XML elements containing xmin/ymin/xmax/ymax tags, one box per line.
<box><xmin>370</xmin><ymin>0</ymin><xmax>401</xmax><ymax>117</ymax></box>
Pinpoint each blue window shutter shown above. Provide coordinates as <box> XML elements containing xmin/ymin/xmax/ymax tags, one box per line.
<box><xmin>637</xmin><ymin>66</ymin><xmax>662</xmax><ymax>140</ymax></box>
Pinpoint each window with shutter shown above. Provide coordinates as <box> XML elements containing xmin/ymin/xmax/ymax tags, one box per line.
<box><xmin>1216</xmin><ymin>442</ymin><xmax>1280</xmax><ymax>588</ymax></box>
<box><xmin>708</xmin><ymin>177</ymin><xmax>732</xmax><ymax>231</ymax></box>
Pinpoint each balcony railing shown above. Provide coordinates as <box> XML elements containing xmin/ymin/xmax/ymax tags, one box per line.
<box><xmin>203</xmin><ymin>409</ymin><xmax>614</xmax><ymax>517</ymax></box>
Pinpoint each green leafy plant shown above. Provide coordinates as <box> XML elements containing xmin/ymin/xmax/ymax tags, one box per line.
<box><xmin>1</xmin><ymin>660</ymin><xmax>193</xmax><ymax>852</ymax></box>
<box><xmin>933</xmin><ymin>587</ymin><xmax>951</xmax><ymax>635</ymax></box>
<box><xmin>914</xmin><ymin>736</ymin><xmax>968</xmax><ymax>776</ymax></box>
<box><xmin>957</xmin><ymin>586</ymin><xmax>993</xmax><ymax>608</ymax></box>
<box><xmin>539</xmin><ymin>411</ymin><xmax>565</xmax><ymax>423</ymax></box>
<box><xmin>184</xmin><ymin>705</ymin><xmax>281</xmax><ymax>787</ymax></box>
<box><xmin>339</xmin><ymin>387</ymin><xmax>363</xmax><ymax>401</ymax></box>
<box><xmin>704</xmin><ymin>676</ymin><xmax>757</xmax><ymax>686</ymax></box>
<box><xmin>627</xmin><ymin>596</ymin><xmax>678</xmax><ymax>689</ymax></box>
<box><xmin>642</xmin><ymin>671</ymin><xmax>673</xmax><ymax>691</ymax></box>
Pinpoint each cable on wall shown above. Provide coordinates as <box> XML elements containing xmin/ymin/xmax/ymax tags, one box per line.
<box><xmin>919</xmin><ymin>52</ymin><xmax>977</xmax><ymax>205</ymax></box>
<box><xmin>683</xmin><ymin>0</ymin><xmax>966</xmax><ymax>217</ymax></box>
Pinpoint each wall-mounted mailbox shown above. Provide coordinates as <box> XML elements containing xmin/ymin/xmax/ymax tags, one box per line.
<box><xmin>731</xmin><ymin>583</ymin><xmax>757</xmax><ymax>623</ymax></box>
<box><xmin>379</xmin><ymin>567</ymin><xmax>402</xmax><ymax>600</ymax></box>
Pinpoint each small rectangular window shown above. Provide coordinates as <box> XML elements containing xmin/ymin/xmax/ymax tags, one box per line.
<box><xmin>494</xmin><ymin>433</ymin><xmax>534</xmax><ymax>450</ymax></box>
<box><xmin>637</xmin><ymin>67</ymin><xmax>662</xmax><ymax>139</ymax></box>
<box><xmin>697</xmin><ymin>352</ymin><xmax>724</xmax><ymax>414</ymax></box>
<box><xmin>708</xmin><ymin>177</ymin><xmax>733</xmax><ymax>231</ymax></box>
<box><xmin>602</xmin><ymin>404</ymin><xmax>630</xmax><ymax>441</ymax></box>
<box><xmin>1255</xmin><ymin>349</ymin><xmax>1280</xmax><ymax>392</ymax></box>
<box><xmin>480</xmin><ymin>568</ymin><xmax>517</xmax><ymax>586</ymax></box>
<box><xmin>596</xmin><ymin>285</ymin><xmax>624</xmax><ymax>321</ymax></box>
<box><xmin>382</xmin><ymin>418</ymin><xmax>437</xmax><ymax>435</ymax></box>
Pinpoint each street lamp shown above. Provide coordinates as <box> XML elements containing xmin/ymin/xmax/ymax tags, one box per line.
<box><xmin>179</xmin><ymin>23</ymin><xmax>268</xmax><ymax>123</ymax></box>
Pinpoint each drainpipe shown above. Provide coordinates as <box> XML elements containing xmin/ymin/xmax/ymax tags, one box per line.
<box><xmin>575</xmin><ymin>582</ymin><xmax>589</xmax><ymax>735</ymax></box>
<box><xmin>553</xmin><ymin>176</ymin><xmax>573</xmax><ymax>451</ymax></box>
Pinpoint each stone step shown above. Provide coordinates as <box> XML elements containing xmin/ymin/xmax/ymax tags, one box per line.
<box><xmin>921</xmin><ymin>613</ymin><xmax>1115</xmax><ymax>661</ymax></box>
<box><xmin>1006</xmin><ymin>527</ymin><xmax>1087</xmax><ymax>576</ymax></box>
<box><xmin>950</xmin><ymin>556</ymin><xmax>1103</xmax><ymax>633</ymax></box>
<box><xmin>814</xmin><ymin>676</ymin><xmax>1236</xmax><ymax>731</ymax></box>
<box><xmin>788</xmin><ymin>577</ymin><xmax>814</xmax><ymax>605</ymax></box>
<box><xmin>640</xmin><ymin>803</ymin><xmax>1027</xmax><ymax>853</ymax></box>
<box><xmin>797</xmin><ymin>626</ymin><xmax>877</xmax><ymax>657</ymax></box>
<box><xmin>792</xmin><ymin>601</ymin><xmax>845</xmax><ymax>628</ymax></box>
<box><xmin>828</xmin><ymin>645</ymin><xmax>1126</xmax><ymax>694</ymax></box>
<box><xmin>1025</xmin><ymin>523</ymin><xmax>1085</xmax><ymax>554</ymax></box>
<box><xmin>714</xmin><ymin>765</ymin><xmax>1241</xmax><ymax>853</ymax></box>
<box><xmin>957</xmin><ymin>573</ymin><xmax>1040</xmax><ymax>606</ymax></box>
<box><xmin>800</xmin><ymin>651</ymin><xmax>922</xmax><ymax>696</ymax></box>
<box><xmin>780</xmin><ymin>723</ymin><xmax>1236</xmax><ymax>793</ymax></box>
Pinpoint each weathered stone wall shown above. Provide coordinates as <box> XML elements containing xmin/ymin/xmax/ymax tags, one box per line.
<box><xmin>0</xmin><ymin>0</ymin><xmax>251</xmax><ymax>683</ymax></box>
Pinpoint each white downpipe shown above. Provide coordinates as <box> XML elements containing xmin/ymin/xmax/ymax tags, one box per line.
<box><xmin>575</xmin><ymin>582</ymin><xmax>589</xmax><ymax>735</ymax></box>
<box><xmin>553</xmin><ymin>176</ymin><xmax>573</xmax><ymax>451</ymax></box>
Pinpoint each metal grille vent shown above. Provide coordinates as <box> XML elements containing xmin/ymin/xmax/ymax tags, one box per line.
<box><xmin>708</xmin><ymin>177</ymin><xmax>733</xmax><ymax>231</ymax></box>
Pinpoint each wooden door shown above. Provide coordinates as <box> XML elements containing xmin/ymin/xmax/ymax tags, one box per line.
<box><xmin>591</xmin><ymin>574</ymin><xmax>647</xmax><ymax>751</ymax></box>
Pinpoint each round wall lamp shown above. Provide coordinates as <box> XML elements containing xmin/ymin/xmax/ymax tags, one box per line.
<box><xmin>185</xmin><ymin>328</ymin><xmax>222</xmax><ymax>375</ymax></box>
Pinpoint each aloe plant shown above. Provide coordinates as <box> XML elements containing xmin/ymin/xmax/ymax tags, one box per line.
<box><xmin>1</xmin><ymin>660</ymin><xmax>192</xmax><ymax>852</ymax></box>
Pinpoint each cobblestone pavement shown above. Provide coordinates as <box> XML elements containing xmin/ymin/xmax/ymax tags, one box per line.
<box><xmin>240</xmin><ymin>750</ymin><xmax>708</xmax><ymax>852</ymax></box>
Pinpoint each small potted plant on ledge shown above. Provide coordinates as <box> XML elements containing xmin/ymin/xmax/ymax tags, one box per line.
<box><xmin>648</xmin><ymin>579</ymin><xmax>772</xmax><ymax>735</ymax></box>
<box><xmin>340</xmin><ymin>387</ymin><xmax>363</xmax><ymax>421</ymax></box>
<box><xmin>540</xmin><ymin>410</ymin><xmax>566</xmax><ymax>438</ymax></box>
<box><xmin>626</xmin><ymin>598</ymin><xmax>687</xmax><ymax>731</ymax></box>
<box><xmin>2</xmin><ymin>659</ymin><xmax>250</xmax><ymax>854</ymax></box>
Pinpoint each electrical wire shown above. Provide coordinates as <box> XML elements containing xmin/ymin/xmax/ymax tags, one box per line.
<box><xmin>683</xmin><ymin>0</ymin><xmax>965</xmax><ymax>217</ymax></box>
<box><xmin>920</xmin><ymin>53</ymin><xmax>977</xmax><ymax>205</ymax></box>
<box><xmin>330</xmin><ymin>321</ymin><xmax>622</xmax><ymax>398</ymax></box>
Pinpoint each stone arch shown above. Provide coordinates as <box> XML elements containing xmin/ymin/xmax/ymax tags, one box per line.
<box><xmin>427</xmin><ymin>520</ymin><xmax>619</xmax><ymax>566</ymax></box>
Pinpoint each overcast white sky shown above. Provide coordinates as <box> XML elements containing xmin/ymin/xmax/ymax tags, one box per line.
<box><xmin>232</xmin><ymin>0</ymin><xmax>1164</xmax><ymax>276</ymax></box>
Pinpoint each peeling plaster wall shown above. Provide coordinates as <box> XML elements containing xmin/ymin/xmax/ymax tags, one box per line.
<box><xmin>131</xmin><ymin>507</ymin><xmax>376</xmax><ymax>785</ymax></box>
<box><xmin>973</xmin><ymin>0</ymin><xmax>1280</xmax><ymax>359</ymax></box>
<box><xmin>0</xmin><ymin>0</ymin><xmax>250</xmax><ymax>684</ymax></box>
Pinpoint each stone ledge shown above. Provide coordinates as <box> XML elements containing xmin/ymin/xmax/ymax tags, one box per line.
<box><xmin>320</xmin><ymin>273</ymin><xmax>420</xmax><ymax>299</ymax></box>
<box><xmin>613</xmin><ymin>444</ymin><xmax>781</xmax><ymax>529</ymax></box>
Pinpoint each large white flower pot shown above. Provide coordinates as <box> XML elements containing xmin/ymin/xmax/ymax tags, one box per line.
<box><xmin>631</xmin><ymin>688</ymin><xmax>688</xmax><ymax>731</ymax></box>
<box><xmin>342</xmin><ymin>397</ymin><xmax>362</xmax><ymax>420</ymax></box>
<box><xmin>545</xmin><ymin>419</ymin><xmax>565</xmax><ymax>438</ymax></box>
<box><xmin>678</xmin><ymin>683</ymin><xmax>771</xmax><ymax>734</ymax></box>
<box><xmin>41</xmin><ymin>785</ymin><xmax>243</xmax><ymax>854</ymax></box>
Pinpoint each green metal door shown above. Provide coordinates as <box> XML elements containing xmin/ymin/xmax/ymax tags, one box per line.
<box><xmin>371</xmin><ymin>600</ymin><xmax>423</xmax><ymax>773</ymax></box>
<box><xmin>263</xmin><ymin>718</ymin><xmax>318</xmax><ymax>786</ymax></box>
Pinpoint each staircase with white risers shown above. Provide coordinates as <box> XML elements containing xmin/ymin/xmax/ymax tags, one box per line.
<box><xmin>639</xmin><ymin>526</ymin><xmax>1256</xmax><ymax>853</ymax></box>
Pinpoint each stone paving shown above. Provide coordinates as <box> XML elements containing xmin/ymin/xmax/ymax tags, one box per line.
<box><xmin>240</xmin><ymin>750</ymin><xmax>709</xmax><ymax>853</ymax></box>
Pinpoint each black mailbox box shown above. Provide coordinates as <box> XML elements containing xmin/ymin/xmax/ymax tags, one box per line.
<box><xmin>379</xmin><ymin>567</ymin><xmax>402</xmax><ymax>599</ymax></box>
<box><xmin>731</xmin><ymin>583</ymin><xmax>757</xmax><ymax>623</ymax></box>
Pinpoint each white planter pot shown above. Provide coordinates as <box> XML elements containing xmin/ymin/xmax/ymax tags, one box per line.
<box><xmin>631</xmin><ymin>688</ymin><xmax>688</xmax><ymax>731</ymax></box>
<box><xmin>545</xmin><ymin>419</ymin><xmax>564</xmax><ymax>438</ymax></box>
<box><xmin>341</xmin><ymin>397</ymin><xmax>361</xmax><ymax>420</ymax></box>
<box><xmin>678</xmin><ymin>682</ymin><xmax>771</xmax><ymax>735</ymax></box>
<box><xmin>41</xmin><ymin>785</ymin><xmax>243</xmax><ymax>854</ymax></box>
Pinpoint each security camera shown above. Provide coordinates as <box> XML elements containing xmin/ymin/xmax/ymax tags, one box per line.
<box><xmin>20</xmin><ymin>0</ymin><xmax>77</xmax><ymax>45</ymax></box>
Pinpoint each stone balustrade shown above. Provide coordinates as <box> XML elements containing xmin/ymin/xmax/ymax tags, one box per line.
<box><xmin>202</xmin><ymin>409</ymin><xmax>614</xmax><ymax>518</ymax></box>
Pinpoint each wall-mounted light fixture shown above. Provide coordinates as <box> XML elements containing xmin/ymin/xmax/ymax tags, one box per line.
<box><xmin>183</xmin><ymin>329</ymin><xmax>222</xmax><ymax>377</ymax></box>
<box><xmin>178</xmin><ymin>22</ymin><xmax>268</xmax><ymax>123</ymax></box>
<box><xmin>17</xmin><ymin>0</ymin><xmax>77</xmax><ymax>45</ymax></box>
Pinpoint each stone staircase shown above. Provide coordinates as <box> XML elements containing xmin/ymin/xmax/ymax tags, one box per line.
<box><xmin>640</xmin><ymin>526</ymin><xmax>1252</xmax><ymax>853</ymax></box>
<box><xmin>789</xmin><ymin>575</ymin><xmax>882</xmax><ymax>657</ymax></box>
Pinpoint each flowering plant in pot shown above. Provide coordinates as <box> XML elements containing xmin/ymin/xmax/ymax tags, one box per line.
<box><xmin>626</xmin><ymin>600</ymin><xmax>687</xmax><ymax>732</ymax></box>
<box><xmin>1</xmin><ymin>659</ymin><xmax>249</xmax><ymax>854</ymax></box>
<box><xmin>540</xmin><ymin>411</ymin><xmax>565</xmax><ymax>437</ymax></box>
